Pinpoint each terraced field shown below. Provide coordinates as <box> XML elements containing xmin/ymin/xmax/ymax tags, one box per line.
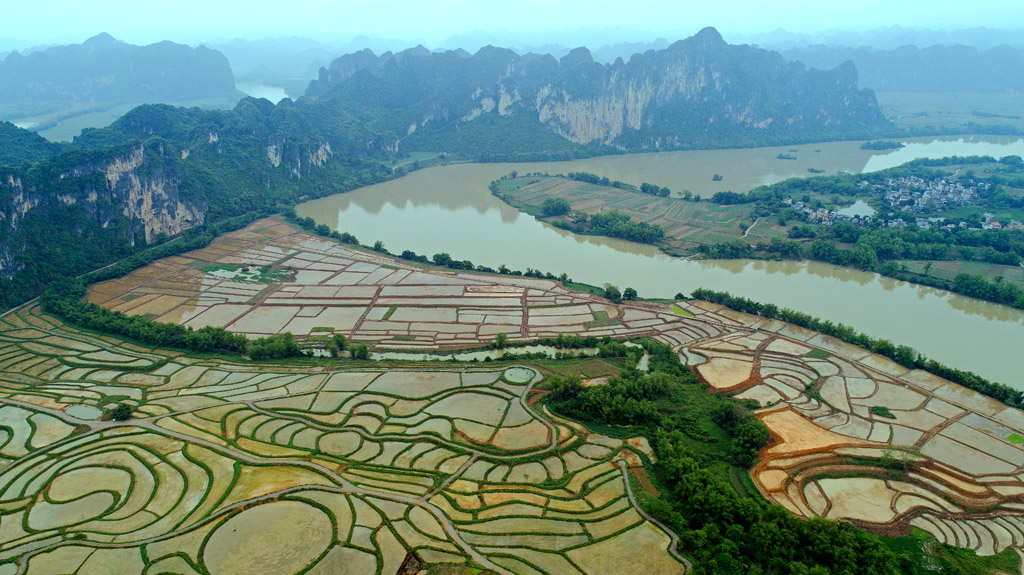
<box><xmin>685</xmin><ymin>301</ymin><xmax>1024</xmax><ymax>559</ymax></box>
<box><xmin>86</xmin><ymin>218</ymin><xmax>706</xmax><ymax>350</ymax></box>
<box><xmin>0</xmin><ymin>303</ymin><xmax>685</xmax><ymax>574</ymax></box>
<box><xmin>6</xmin><ymin>218</ymin><xmax>1024</xmax><ymax>572</ymax></box>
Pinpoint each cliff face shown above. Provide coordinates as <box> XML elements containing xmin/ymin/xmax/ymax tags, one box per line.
<box><xmin>105</xmin><ymin>145</ymin><xmax>204</xmax><ymax>243</ymax></box>
<box><xmin>0</xmin><ymin>142</ymin><xmax>204</xmax><ymax>278</ymax></box>
<box><xmin>313</xmin><ymin>27</ymin><xmax>891</xmax><ymax>150</ymax></box>
<box><xmin>0</xmin><ymin>102</ymin><xmax>385</xmax><ymax>307</ymax></box>
<box><xmin>535</xmin><ymin>31</ymin><xmax>884</xmax><ymax>146</ymax></box>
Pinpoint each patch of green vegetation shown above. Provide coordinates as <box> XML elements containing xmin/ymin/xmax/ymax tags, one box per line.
<box><xmin>564</xmin><ymin>281</ymin><xmax>606</xmax><ymax>297</ymax></box>
<box><xmin>256</xmin><ymin>265</ymin><xmax>291</xmax><ymax>282</ymax></box>
<box><xmin>592</xmin><ymin>310</ymin><xmax>609</xmax><ymax>321</ymax></box>
<box><xmin>393</xmin><ymin>335</ymin><xmax>416</xmax><ymax>341</ymax></box>
<box><xmin>198</xmin><ymin>263</ymin><xmax>291</xmax><ymax>283</ymax></box>
<box><xmin>382</xmin><ymin>306</ymin><xmax>397</xmax><ymax>321</ymax></box>
<box><xmin>583</xmin><ymin>318</ymin><xmax>622</xmax><ymax>329</ymax></box>
<box><xmin>199</xmin><ymin>263</ymin><xmax>240</xmax><ymax>273</ymax></box>
<box><xmin>861</xmin><ymin>140</ymin><xmax>905</xmax><ymax>150</ymax></box>
<box><xmin>1007</xmin><ymin>433</ymin><xmax>1024</xmax><ymax>445</ymax></box>
<box><xmin>97</xmin><ymin>394</ymin><xmax>131</xmax><ymax>407</ymax></box>
<box><xmin>670</xmin><ymin>304</ymin><xmax>693</xmax><ymax>317</ymax></box>
<box><xmin>119</xmin><ymin>293</ymin><xmax>143</xmax><ymax>302</ymax></box>
<box><xmin>897</xmin><ymin>260</ymin><xmax>1024</xmax><ymax>289</ymax></box>
<box><xmin>104</xmin><ymin>403</ymin><xmax>133</xmax><ymax>421</ymax></box>
<box><xmin>802</xmin><ymin>378</ymin><xmax>830</xmax><ymax>409</ymax></box>
<box><xmin>310</xmin><ymin>327</ymin><xmax>334</xmax><ymax>333</ymax></box>
<box><xmin>882</xmin><ymin>527</ymin><xmax>1021</xmax><ymax>575</ymax></box>
<box><xmin>871</xmin><ymin>405</ymin><xmax>896</xmax><ymax>419</ymax></box>
<box><xmin>806</xmin><ymin>348</ymin><xmax>832</xmax><ymax>359</ymax></box>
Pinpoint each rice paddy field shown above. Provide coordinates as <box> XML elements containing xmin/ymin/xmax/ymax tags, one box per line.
<box><xmin>493</xmin><ymin>176</ymin><xmax>786</xmax><ymax>248</ymax></box>
<box><xmin>686</xmin><ymin>301</ymin><xmax>1024</xmax><ymax>560</ymax></box>
<box><xmin>0</xmin><ymin>302</ymin><xmax>683</xmax><ymax>575</ymax></box>
<box><xmin>85</xmin><ymin>218</ymin><xmax>709</xmax><ymax>349</ymax></box>
<box><xmin>3</xmin><ymin>218</ymin><xmax>1024</xmax><ymax>572</ymax></box>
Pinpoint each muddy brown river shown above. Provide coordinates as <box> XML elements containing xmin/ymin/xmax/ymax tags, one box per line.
<box><xmin>298</xmin><ymin>136</ymin><xmax>1024</xmax><ymax>386</ymax></box>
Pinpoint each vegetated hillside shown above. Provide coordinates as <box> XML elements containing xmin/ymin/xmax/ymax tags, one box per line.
<box><xmin>0</xmin><ymin>122</ymin><xmax>63</xmax><ymax>166</ymax></box>
<box><xmin>0</xmin><ymin>99</ymin><xmax>391</xmax><ymax>309</ymax></box>
<box><xmin>308</xmin><ymin>27</ymin><xmax>894</xmax><ymax>153</ymax></box>
<box><xmin>782</xmin><ymin>44</ymin><xmax>1024</xmax><ymax>93</ymax></box>
<box><xmin>0</xmin><ymin>33</ymin><xmax>238</xmax><ymax>109</ymax></box>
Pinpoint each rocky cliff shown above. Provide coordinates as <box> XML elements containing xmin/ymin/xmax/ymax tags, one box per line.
<box><xmin>0</xmin><ymin>100</ymin><xmax>391</xmax><ymax>307</ymax></box>
<box><xmin>313</xmin><ymin>27</ymin><xmax>892</xmax><ymax>150</ymax></box>
<box><xmin>0</xmin><ymin>141</ymin><xmax>204</xmax><ymax>279</ymax></box>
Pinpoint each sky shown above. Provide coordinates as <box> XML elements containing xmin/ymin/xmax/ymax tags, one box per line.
<box><xmin>3</xmin><ymin>0</ymin><xmax>1023</xmax><ymax>49</ymax></box>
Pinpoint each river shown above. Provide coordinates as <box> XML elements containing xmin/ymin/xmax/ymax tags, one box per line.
<box><xmin>297</xmin><ymin>136</ymin><xmax>1024</xmax><ymax>386</ymax></box>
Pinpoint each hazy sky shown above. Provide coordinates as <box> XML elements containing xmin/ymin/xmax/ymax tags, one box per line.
<box><xmin>5</xmin><ymin>0</ymin><xmax>1023</xmax><ymax>48</ymax></box>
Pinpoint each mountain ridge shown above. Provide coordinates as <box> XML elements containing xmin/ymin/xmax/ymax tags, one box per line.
<box><xmin>0</xmin><ymin>33</ymin><xmax>238</xmax><ymax>110</ymax></box>
<box><xmin>308</xmin><ymin>27</ymin><xmax>892</xmax><ymax>151</ymax></box>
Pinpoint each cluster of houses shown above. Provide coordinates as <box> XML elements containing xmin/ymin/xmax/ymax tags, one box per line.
<box><xmin>858</xmin><ymin>176</ymin><xmax>988</xmax><ymax>212</ymax></box>
<box><xmin>781</xmin><ymin>201</ymin><xmax>1024</xmax><ymax>233</ymax></box>
<box><xmin>982</xmin><ymin>213</ymin><xmax>1024</xmax><ymax>231</ymax></box>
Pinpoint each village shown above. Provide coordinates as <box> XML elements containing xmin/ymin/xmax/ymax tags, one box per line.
<box><xmin>871</xmin><ymin>175</ymin><xmax>987</xmax><ymax>212</ymax></box>
<box><xmin>783</xmin><ymin>176</ymin><xmax>1024</xmax><ymax>232</ymax></box>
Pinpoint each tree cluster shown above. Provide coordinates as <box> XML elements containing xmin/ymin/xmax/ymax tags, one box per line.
<box><xmin>553</xmin><ymin>210</ymin><xmax>665</xmax><ymax>244</ymax></box>
<box><xmin>640</xmin><ymin>182</ymin><xmax>671</xmax><ymax>197</ymax></box>
<box><xmin>541</xmin><ymin>197</ymin><xmax>571</xmax><ymax>216</ymax></box>
<box><xmin>249</xmin><ymin>333</ymin><xmax>302</xmax><ymax>360</ymax></box>
<box><xmin>41</xmin><ymin>278</ymin><xmax>250</xmax><ymax>355</ymax></box>
<box><xmin>566</xmin><ymin>171</ymin><xmax>635</xmax><ymax>190</ymax></box>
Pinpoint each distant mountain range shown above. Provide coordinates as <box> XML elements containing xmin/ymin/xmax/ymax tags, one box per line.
<box><xmin>781</xmin><ymin>44</ymin><xmax>1024</xmax><ymax>93</ymax></box>
<box><xmin>742</xmin><ymin>26</ymin><xmax>1024</xmax><ymax>51</ymax></box>
<box><xmin>308</xmin><ymin>28</ymin><xmax>890</xmax><ymax>151</ymax></box>
<box><xmin>0</xmin><ymin>33</ymin><xmax>237</xmax><ymax>111</ymax></box>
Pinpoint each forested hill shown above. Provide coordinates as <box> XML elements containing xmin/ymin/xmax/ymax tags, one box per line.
<box><xmin>0</xmin><ymin>100</ymin><xmax>391</xmax><ymax>309</ymax></box>
<box><xmin>0</xmin><ymin>122</ymin><xmax>62</xmax><ymax>167</ymax></box>
<box><xmin>782</xmin><ymin>44</ymin><xmax>1024</xmax><ymax>93</ymax></box>
<box><xmin>0</xmin><ymin>33</ymin><xmax>238</xmax><ymax>107</ymax></box>
<box><xmin>307</xmin><ymin>27</ymin><xmax>894</xmax><ymax>152</ymax></box>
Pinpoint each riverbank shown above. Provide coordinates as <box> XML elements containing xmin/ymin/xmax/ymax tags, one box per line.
<box><xmin>296</xmin><ymin>136</ymin><xmax>1024</xmax><ymax>383</ymax></box>
<box><xmin>489</xmin><ymin>162</ymin><xmax>1024</xmax><ymax>311</ymax></box>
